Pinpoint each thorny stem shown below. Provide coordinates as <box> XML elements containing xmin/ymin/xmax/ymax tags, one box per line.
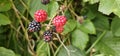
<box><xmin>54</xmin><ymin>33</ymin><xmax>70</xmax><ymax>56</ymax></box>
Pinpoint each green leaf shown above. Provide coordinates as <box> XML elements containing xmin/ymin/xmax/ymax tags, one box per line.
<box><xmin>57</xmin><ymin>45</ymin><xmax>86</xmax><ymax>56</ymax></box>
<box><xmin>98</xmin><ymin>0</ymin><xmax>120</xmax><ymax>17</ymax></box>
<box><xmin>36</xmin><ymin>40</ymin><xmax>48</xmax><ymax>56</ymax></box>
<box><xmin>95</xmin><ymin>31</ymin><xmax>120</xmax><ymax>56</ymax></box>
<box><xmin>29</xmin><ymin>0</ymin><xmax>48</xmax><ymax>18</ymax></box>
<box><xmin>71</xmin><ymin>29</ymin><xmax>89</xmax><ymax>50</ymax></box>
<box><xmin>111</xmin><ymin>17</ymin><xmax>120</xmax><ymax>36</ymax></box>
<box><xmin>0</xmin><ymin>13</ymin><xmax>11</xmax><ymax>26</ymax></box>
<box><xmin>62</xmin><ymin>19</ymin><xmax>76</xmax><ymax>35</ymax></box>
<box><xmin>0</xmin><ymin>0</ymin><xmax>11</xmax><ymax>12</ymax></box>
<box><xmin>85</xmin><ymin>4</ymin><xmax>98</xmax><ymax>20</ymax></box>
<box><xmin>48</xmin><ymin>1</ymin><xmax>59</xmax><ymax>19</ymax></box>
<box><xmin>92</xmin><ymin>14</ymin><xmax>109</xmax><ymax>31</ymax></box>
<box><xmin>0</xmin><ymin>47</ymin><xmax>15</xmax><ymax>56</ymax></box>
<box><xmin>77</xmin><ymin>20</ymin><xmax>96</xmax><ymax>34</ymax></box>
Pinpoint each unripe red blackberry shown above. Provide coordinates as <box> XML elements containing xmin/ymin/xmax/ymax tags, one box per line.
<box><xmin>28</xmin><ymin>20</ymin><xmax>41</xmax><ymax>32</ymax></box>
<box><xmin>52</xmin><ymin>16</ymin><xmax>67</xmax><ymax>27</ymax></box>
<box><xmin>34</xmin><ymin>9</ymin><xmax>47</xmax><ymax>22</ymax></box>
<box><xmin>43</xmin><ymin>30</ymin><xmax>53</xmax><ymax>42</ymax></box>
<box><xmin>41</xmin><ymin>0</ymin><xmax>50</xmax><ymax>5</ymax></box>
<box><xmin>56</xmin><ymin>26</ymin><xmax>64</xmax><ymax>33</ymax></box>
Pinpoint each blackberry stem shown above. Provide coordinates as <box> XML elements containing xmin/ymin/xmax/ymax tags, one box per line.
<box><xmin>54</xmin><ymin>33</ymin><xmax>70</xmax><ymax>56</ymax></box>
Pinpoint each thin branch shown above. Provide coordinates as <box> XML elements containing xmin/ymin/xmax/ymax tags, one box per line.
<box><xmin>54</xmin><ymin>33</ymin><xmax>70</xmax><ymax>56</ymax></box>
<box><xmin>86</xmin><ymin>30</ymin><xmax>107</xmax><ymax>54</ymax></box>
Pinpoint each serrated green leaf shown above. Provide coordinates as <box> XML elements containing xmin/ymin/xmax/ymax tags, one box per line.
<box><xmin>98</xmin><ymin>0</ymin><xmax>120</xmax><ymax>17</ymax></box>
<box><xmin>95</xmin><ymin>31</ymin><xmax>120</xmax><ymax>56</ymax></box>
<box><xmin>36</xmin><ymin>40</ymin><xmax>48</xmax><ymax>56</ymax></box>
<box><xmin>92</xmin><ymin>14</ymin><xmax>109</xmax><ymax>31</ymax></box>
<box><xmin>0</xmin><ymin>13</ymin><xmax>11</xmax><ymax>26</ymax></box>
<box><xmin>48</xmin><ymin>1</ymin><xmax>59</xmax><ymax>19</ymax></box>
<box><xmin>71</xmin><ymin>29</ymin><xmax>89</xmax><ymax>50</ymax></box>
<box><xmin>57</xmin><ymin>45</ymin><xmax>86</xmax><ymax>56</ymax></box>
<box><xmin>77</xmin><ymin>20</ymin><xmax>96</xmax><ymax>34</ymax></box>
<box><xmin>0</xmin><ymin>0</ymin><xmax>11</xmax><ymax>12</ymax></box>
<box><xmin>111</xmin><ymin>17</ymin><xmax>120</xmax><ymax>36</ymax></box>
<box><xmin>29</xmin><ymin>0</ymin><xmax>48</xmax><ymax>18</ymax></box>
<box><xmin>62</xmin><ymin>19</ymin><xmax>76</xmax><ymax>35</ymax></box>
<box><xmin>0</xmin><ymin>47</ymin><xmax>15</xmax><ymax>56</ymax></box>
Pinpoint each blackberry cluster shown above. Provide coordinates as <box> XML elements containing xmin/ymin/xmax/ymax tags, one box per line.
<box><xmin>28</xmin><ymin>20</ymin><xmax>41</xmax><ymax>32</ymax></box>
<box><xmin>43</xmin><ymin>30</ymin><xmax>53</xmax><ymax>42</ymax></box>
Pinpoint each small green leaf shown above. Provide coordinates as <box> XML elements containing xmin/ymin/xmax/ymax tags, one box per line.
<box><xmin>57</xmin><ymin>45</ymin><xmax>86</xmax><ymax>56</ymax></box>
<box><xmin>77</xmin><ymin>20</ymin><xmax>96</xmax><ymax>34</ymax></box>
<box><xmin>72</xmin><ymin>29</ymin><xmax>89</xmax><ymax>50</ymax></box>
<box><xmin>48</xmin><ymin>1</ymin><xmax>59</xmax><ymax>19</ymax></box>
<box><xmin>62</xmin><ymin>19</ymin><xmax>76</xmax><ymax>35</ymax></box>
<box><xmin>0</xmin><ymin>0</ymin><xmax>11</xmax><ymax>12</ymax></box>
<box><xmin>36</xmin><ymin>40</ymin><xmax>48</xmax><ymax>56</ymax></box>
<box><xmin>111</xmin><ymin>16</ymin><xmax>120</xmax><ymax>36</ymax></box>
<box><xmin>29</xmin><ymin>0</ymin><xmax>48</xmax><ymax>18</ymax></box>
<box><xmin>0</xmin><ymin>47</ymin><xmax>15</xmax><ymax>56</ymax></box>
<box><xmin>0</xmin><ymin>13</ymin><xmax>11</xmax><ymax>26</ymax></box>
<box><xmin>95</xmin><ymin>31</ymin><xmax>120</xmax><ymax>56</ymax></box>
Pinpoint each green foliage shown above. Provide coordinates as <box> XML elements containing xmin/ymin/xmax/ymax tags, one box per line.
<box><xmin>0</xmin><ymin>0</ymin><xmax>120</xmax><ymax>56</ymax></box>
<box><xmin>77</xmin><ymin>20</ymin><xmax>96</xmax><ymax>34</ymax></box>
<box><xmin>0</xmin><ymin>0</ymin><xmax>12</xmax><ymax>12</ymax></box>
<box><xmin>0</xmin><ymin>13</ymin><xmax>11</xmax><ymax>26</ymax></box>
<box><xmin>62</xmin><ymin>19</ymin><xmax>76</xmax><ymax>35</ymax></box>
<box><xmin>36</xmin><ymin>40</ymin><xmax>48</xmax><ymax>56</ymax></box>
<box><xmin>95</xmin><ymin>31</ymin><xmax>120</xmax><ymax>56</ymax></box>
<box><xmin>57</xmin><ymin>45</ymin><xmax>86</xmax><ymax>56</ymax></box>
<box><xmin>99</xmin><ymin>0</ymin><xmax>120</xmax><ymax>17</ymax></box>
<box><xmin>0</xmin><ymin>47</ymin><xmax>16</xmax><ymax>56</ymax></box>
<box><xmin>111</xmin><ymin>17</ymin><xmax>120</xmax><ymax>36</ymax></box>
<box><xmin>47</xmin><ymin>1</ymin><xmax>59</xmax><ymax>19</ymax></box>
<box><xmin>71</xmin><ymin>29</ymin><xmax>89</xmax><ymax>50</ymax></box>
<box><xmin>92</xmin><ymin>14</ymin><xmax>109</xmax><ymax>30</ymax></box>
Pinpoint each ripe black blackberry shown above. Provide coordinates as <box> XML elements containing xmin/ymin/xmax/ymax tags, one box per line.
<box><xmin>41</xmin><ymin>0</ymin><xmax>50</xmax><ymax>5</ymax></box>
<box><xmin>28</xmin><ymin>20</ymin><xmax>41</xmax><ymax>32</ymax></box>
<box><xmin>43</xmin><ymin>30</ymin><xmax>53</xmax><ymax>42</ymax></box>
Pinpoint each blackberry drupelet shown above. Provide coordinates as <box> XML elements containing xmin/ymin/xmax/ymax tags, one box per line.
<box><xmin>28</xmin><ymin>20</ymin><xmax>41</xmax><ymax>32</ymax></box>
